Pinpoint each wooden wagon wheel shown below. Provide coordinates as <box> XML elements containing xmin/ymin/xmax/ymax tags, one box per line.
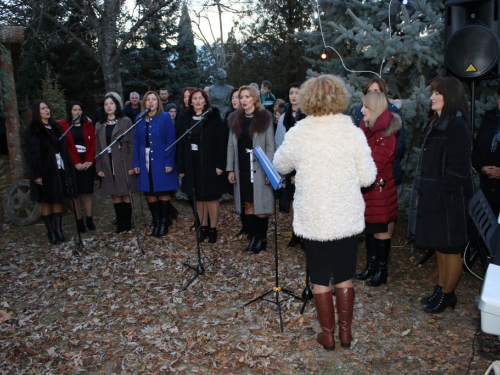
<box><xmin>3</xmin><ymin>179</ymin><xmax>41</xmax><ymax>225</ymax></box>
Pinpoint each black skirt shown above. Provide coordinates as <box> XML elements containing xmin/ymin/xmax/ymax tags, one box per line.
<box><xmin>303</xmin><ymin>236</ymin><xmax>358</xmax><ymax>286</ymax></box>
<box><xmin>75</xmin><ymin>166</ymin><xmax>96</xmax><ymax>195</ymax></box>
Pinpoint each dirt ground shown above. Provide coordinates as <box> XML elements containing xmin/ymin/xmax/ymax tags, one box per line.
<box><xmin>1</xmin><ymin>158</ymin><xmax>499</xmax><ymax>374</ymax></box>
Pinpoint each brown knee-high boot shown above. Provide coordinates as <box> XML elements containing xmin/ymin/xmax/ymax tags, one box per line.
<box><xmin>314</xmin><ymin>291</ymin><xmax>335</xmax><ymax>350</ymax></box>
<box><xmin>335</xmin><ymin>287</ymin><xmax>354</xmax><ymax>348</ymax></box>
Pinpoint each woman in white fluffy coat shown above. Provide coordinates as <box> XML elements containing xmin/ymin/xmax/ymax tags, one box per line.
<box><xmin>274</xmin><ymin>75</ymin><xmax>376</xmax><ymax>351</ymax></box>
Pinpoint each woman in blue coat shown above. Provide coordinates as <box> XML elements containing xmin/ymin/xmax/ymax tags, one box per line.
<box><xmin>133</xmin><ymin>91</ymin><xmax>179</xmax><ymax>237</ymax></box>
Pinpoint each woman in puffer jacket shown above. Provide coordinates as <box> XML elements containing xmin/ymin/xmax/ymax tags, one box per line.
<box><xmin>357</xmin><ymin>92</ymin><xmax>402</xmax><ymax>287</ymax></box>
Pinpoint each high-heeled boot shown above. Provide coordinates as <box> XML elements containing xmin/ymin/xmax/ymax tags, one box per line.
<box><xmin>314</xmin><ymin>291</ymin><xmax>335</xmax><ymax>350</ymax></box>
<box><xmin>122</xmin><ymin>202</ymin><xmax>132</xmax><ymax>232</ymax></box>
<box><xmin>287</xmin><ymin>231</ymin><xmax>302</xmax><ymax>248</ymax></box>
<box><xmin>367</xmin><ymin>238</ymin><xmax>390</xmax><ymax>287</ymax></box>
<box><xmin>157</xmin><ymin>200</ymin><xmax>170</xmax><ymax>237</ymax></box>
<box><xmin>236</xmin><ymin>212</ymin><xmax>247</xmax><ymax>236</ymax></box>
<box><xmin>42</xmin><ymin>214</ymin><xmax>58</xmax><ymax>244</ymax></box>
<box><xmin>114</xmin><ymin>202</ymin><xmax>126</xmax><ymax>233</ymax></box>
<box><xmin>208</xmin><ymin>227</ymin><xmax>217</xmax><ymax>243</ymax></box>
<box><xmin>243</xmin><ymin>214</ymin><xmax>256</xmax><ymax>253</ymax></box>
<box><xmin>420</xmin><ymin>285</ymin><xmax>443</xmax><ymax>305</ymax></box>
<box><xmin>86</xmin><ymin>216</ymin><xmax>96</xmax><ymax>231</ymax></box>
<box><xmin>52</xmin><ymin>212</ymin><xmax>66</xmax><ymax>242</ymax></box>
<box><xmin>147</xmin><ymin>201</ymin><xmax>160</xmax><ymax>237</ymax></box>
<box><xmin>423</xmin><ymin>290</ymin><xmax>457</xmax><ymax>314</ymax></box>
<box><xmin>335</xmin><ymin>287</ymin><xmax>354</xmax><ymax>348</ymax></box>
<box><xmin>252</xmin><ymin>216</ymin><xmax>268</xmax><ymax>254</ymax></box>
<box><xmin>77</xmin><ymin>218</ymin><xmax>87</xmax><ymax>233</ymax></box>
<box><xmin>356</xmin><ymin>233</ymin><xmax>377</xmax><ymax>280</ymax></box>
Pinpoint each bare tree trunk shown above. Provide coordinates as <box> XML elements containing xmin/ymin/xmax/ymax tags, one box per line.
<box><xmin>97</xmin><ymin>0</ymin><xmax>123</xmax><ymax>98</ymax></box>
<box><xmin>0</xmin><ymin>43</ymin><xmax>23</xmax><ymax>182</ymax></box>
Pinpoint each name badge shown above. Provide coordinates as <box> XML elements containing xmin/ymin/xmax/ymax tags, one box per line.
<box><xmin>191</xmin><ymin>144</ymin><xmax>199</xmax><ymax>151</ymax></box>
<box><xmin>76</xmin><ymin>145</ymin><xmax>86</xmax><ymax>153</ymax></box>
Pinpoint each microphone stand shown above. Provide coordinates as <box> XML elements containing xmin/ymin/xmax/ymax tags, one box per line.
<box><xmin>96</xmin><ymin>113</ymin><xmax>148</xmax><ymax>256</ymax></box>
<box><xmin>165</xmin><ymin>109</ymin><xmax>217</xmax><ymax>291</ymax></box>
<box><xmin>59</xmin><ymin>117</ymin><xmax>84</xmax><ymax>249</ymax></box>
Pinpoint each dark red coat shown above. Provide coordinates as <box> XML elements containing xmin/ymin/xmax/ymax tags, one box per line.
<box><xmin>57</xmin><ymin>118</ymin><xmax>96</xmax><ymax>165</ymax></box>
<box><xmin>360</xmin><ymin>110</ymin><xmax>401</xmax><ymax>224</ymax></box>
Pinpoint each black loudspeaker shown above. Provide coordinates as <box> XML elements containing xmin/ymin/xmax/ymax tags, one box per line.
<box><xmin>445</xmin><ymin>0</ymin><xmax>500</xmax><ymax>80</ymax></box>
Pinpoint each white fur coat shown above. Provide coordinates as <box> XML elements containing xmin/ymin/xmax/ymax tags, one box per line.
<box><xmin>273</xmin><ymin>114</ymin><xmax>377</xmax><ymax>241</ymax></box>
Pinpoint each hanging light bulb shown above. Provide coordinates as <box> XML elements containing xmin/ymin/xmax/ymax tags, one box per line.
<box><xmin>320</xmin><ymin>48</ymin><xmax>327</xmax><ymax>60</ymax></box>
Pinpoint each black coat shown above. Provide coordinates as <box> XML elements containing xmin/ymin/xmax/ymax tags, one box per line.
<box><xmin>472</xmin><ymin>109</ymin><xmax>500</xmax><ymax>206</ymax></box>
<box><xmin>25</xmin><ymin>121</ymin><xmax>77</xmax><ymax>203</ymax></box>
<box><xmin>177</xmin><ymin>107</ymin><xmax>227</xmax><ymax>199</ymax></box>
<box><xmin>408</xmin><ymin>114</ymin><xmax>477</xmax><ymax>249</ymax></box>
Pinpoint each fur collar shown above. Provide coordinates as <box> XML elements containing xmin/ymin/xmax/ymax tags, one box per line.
<box><xmin>227</xmin><ymin>109</ymin><xmax>272</xmax><ymax>138</ymax></box>
<box><xmin>361</xmin><ymin>110</ymin><xmax>402</xmax><ymax>137</ymax></box>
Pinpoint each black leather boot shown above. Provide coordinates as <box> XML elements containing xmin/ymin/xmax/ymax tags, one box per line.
<box><xmin>287</xmin><ymin>231</ymin><xmax>302</xmax><ymax>248</ymax></box>
<box><xmin>114</xmin><ymin>203</ymin><xmax>126</xmax><ymax>233</ymax></box>
<box><xmin>157</xmin><ymin>200</ymin><xmax>170</xmax><ymax>237</ymax></box>
<box><xmin>236</xmin><ymin>212</ymin><xmax>247</xmax><ymax>236</ymax></box>
<box><xmin>77</xmin><ymin>218</ymin><xmax>87</xmax><ymax>233</ymax></box>
<box><xmin>252</xmin><ymin>216</ymin><xmax>269</xmax><ymax>254</ymax></box>
<box><xmin>423</xmin><ymin>290</ymin><xmax>457</xmax><ymax>314</ymax></box>
<box><xmin>421</xmin><ymin>285</ymin><xmax>443</xmax><ymax>305</ymax></box>
<box><xmin>52</xmin><ymin>212</ymin><xmax>66</xmax><ymax>242</ymax></box>
<box><xmin>243</xmin><ymin>214</ymin><xmax>256</xmax><ymax>253</ymax></box>
<box><xmin>123</xmin><ymin>202</ymin><xmax>132</xmax><ymax>232</ymax></box>
<box><xmin>147</xmin><ymin>201</ymin><xmax>160</xmax><ymax>237</ymax></box>
<box><xmin>42</xmin><ymin>214</ymin><xmax>58</xmax><ymax>244</ymax></box>
<box><xmin>356</xmin><ymin>233</ymin><xmax>377</xmax><ymax>280</ymax></box>
<box><xmin>367</xmin><ymin>238</ymin><xmax>390</xmax><ymax>287</ymax></box>
<box><xmin>86</xmin><ymin>216</ymin><xmax>96</xmax><ymax>230</ymax></box>
<box><xmin>208</xmin><ymin>228</ymin><xmax>217</xmax><ymax>243</ymax></box>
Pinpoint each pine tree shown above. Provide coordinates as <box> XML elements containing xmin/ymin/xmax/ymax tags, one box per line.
<box><xmin>39</xmin><ymin>66</ymin><xmax>66</xmax><ymax>121</ymax></box>
<box><xmin>303</xmin><ymin>0</ymin><xmax>500</xmax><ymax>216</ymax></box>
<box><xmin>173</xmin><ymin>3</ymin><xmax>201</xmax><ymax>94</ymax></box>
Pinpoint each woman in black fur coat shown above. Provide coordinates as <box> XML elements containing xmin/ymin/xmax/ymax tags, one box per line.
<box><xmin>25</xmin><ymin>100</ymin><xmax>77</xmax><ymax>244</ymax></box>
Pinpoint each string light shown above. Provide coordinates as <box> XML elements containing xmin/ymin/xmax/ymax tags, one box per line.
<box><xmin>320</xmin><ymin>48</ymin><xmax>327</xmax><ymax>60</ymax></box>
<box><xmin>315</xmin><ymin>0</ymin><xmax>381</xmax><ymax>78</ymax></box>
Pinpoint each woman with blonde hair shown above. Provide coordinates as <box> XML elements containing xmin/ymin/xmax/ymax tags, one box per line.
<box><xmin>358</xmin><ymin>91</ymin><xmax>401</xmax><ymax>287</ymax></box>
<box><xmin>274</xmin><ymin>75</ymin><xmax>376</xmax><ymax>349</ymax></box>
<box><xmin>133</xmin><ymin>91</ymin><xmax>179</xmax><ymax>237</ymax></box>
<box><xmin>227</xmin><ymin>85</ymin><xmax>275</xmax><ymax>254</ymax></box>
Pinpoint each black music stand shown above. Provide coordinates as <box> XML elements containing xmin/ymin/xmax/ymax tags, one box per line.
<box><xmin>244</xmin><ymin>146</ymin><xmax>303</xmax><ymax>332</ymax></box>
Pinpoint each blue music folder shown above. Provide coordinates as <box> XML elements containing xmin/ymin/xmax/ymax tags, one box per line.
<box><xmin>253</xmin><ymin>145</ymin><xmax>284</xmax><ymax>191</ymax></box>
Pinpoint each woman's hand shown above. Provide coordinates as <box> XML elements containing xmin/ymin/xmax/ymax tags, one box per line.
<box><xmin>97</xmin><ymin>171</ymin><xmax>105</xmax><ymax>178</ymax></box>
<box><xmin>216</xmin><ymin>168</ymin><xmax>223</xmax><ymax>176</ymax></box>
<box><xmin>290</xmin><ymin>176</ymin><xmax>295</xmax><ymax>184</ymax></box>
<box><xmin>128</xmin><ymin>169</ymin><xmax>135</xmax><ymax>176</ymax></box>
<box><xmin>75</xmin><ymin>163</ymin><xmax>84</xmax><ymax>171</ymax></box>
<box><xmin>228</xmin><ymin>172</ymin><xmax>236</xmax><ymax>184</ymax></box>
<box><xmin>165</xmin><ymin>167</ymin><xmax>173</xmax><ymax>173</ymax></box>
<box><xmin>134</xmin><ymin>167</ymin><xmax>140</xmax><ymax>174</ymax></box>
<box><xmin>83</xmin><ymin>162</ymin><xmax>93</xmax><ymax>170</ymax></box>
<box><xmin>265</xmin><ymin>176</ymin><xmax>270</xmax><ymax>185</ymax></box>
<box><xmin>179</xmin><ymin>173</ymin><xmax>185</xmax><ymax>178</ymax></box>
<box><xmin>34</xmin><ymin>178</ymin><xmax>42</xmax><ymax>185</ymax></box>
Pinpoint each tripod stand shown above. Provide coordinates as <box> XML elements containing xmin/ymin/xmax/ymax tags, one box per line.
<box><xmin>299</xmin><ymin>260</ymin><xmax>314</xmax><ymax>315</ymax></box>
<box><xmin>165</xmin><ymin>109</ymin><xmax>217</xmax><ymax>291</ymax></box>
<box><xmin>95</xmin><ymin>112</ymin><xmax>149</xmax><ymax>255</ymax></box>
<box><xmin>244</xmin><ymin>146</ymin><xmax>302</xmax><ymax>332</ymax></box>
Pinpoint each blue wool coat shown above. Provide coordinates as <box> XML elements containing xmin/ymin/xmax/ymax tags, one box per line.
<box><xmin>133</xmin><ymin>111</ymin><xmax>179</xmax><ymax>192</ymax></box>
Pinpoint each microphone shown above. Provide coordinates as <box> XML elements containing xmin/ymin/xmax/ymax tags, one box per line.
<box><xmin>138</xmin><ymin>107</ymin><xmax>151</xmax><ymax>119</ymax></box>
<box><xmin>199</xmin><ymin>108</ymin><xmax>212</xmax><ymax>118</ymax></box>
<box><xmin>72</xmin><ymin>114</ymin><xmax>80</xmax><ymax>122</ymax></box>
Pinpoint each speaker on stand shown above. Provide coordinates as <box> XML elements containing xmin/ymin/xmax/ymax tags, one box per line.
<box><xmin>445</xmin><ymin>0</ymin><xmax>500</xmax><ymax>129</ymax></box>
